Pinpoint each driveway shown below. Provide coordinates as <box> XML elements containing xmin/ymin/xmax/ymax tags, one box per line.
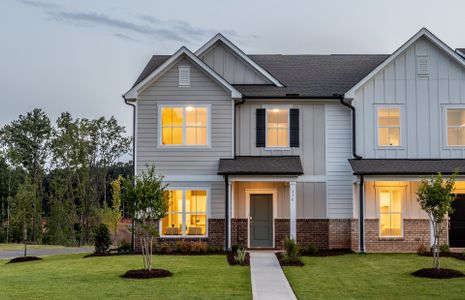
<box><xmin>0</xmin><ymin>247</ymin><xmax>93</xmax><ymax>260</ymax></box>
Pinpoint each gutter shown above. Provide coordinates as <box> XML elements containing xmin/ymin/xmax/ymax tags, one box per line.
<box><xmin>333</xmin><ymin>94</ymin><xmax>362</xmax><ymax>160</ymax></box>
<box><xmin>123</xmin><ymin>94</ymin><xmax>137</xmax><ymax>252</ymax></box>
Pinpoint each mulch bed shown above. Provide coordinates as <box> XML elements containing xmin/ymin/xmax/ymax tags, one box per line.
<box><xmin>227</xmin><ymin>251</ymin><xmax>250</xmax><ymax>266</ymax></box>
<box><xmin>302</xmin><ymin>249</ymin><xmax>353</xmax><ymax>257</ymax></box>
<box><xmin>121</xmin><ymin>269</ymin><xmax>173</xmax><ymax>279</ymax></box>
<box><xmin>275</xmin><ymin>253</ymin><xmax>304</xmax><ymax>266</ymax></box>
<box><xmin>419</xmin><ymin>252</ymin><xmax>465</xmax><ymax>261</ymax></box>
<box><xmin>8</xmin><ymin>256</ymin><xmax>42</xmax><ymax>264</ymax></box>
<box><xmin>412</xmin><ymin>268</ymin><xmax>465</xmax><ymax>279</ymax></box>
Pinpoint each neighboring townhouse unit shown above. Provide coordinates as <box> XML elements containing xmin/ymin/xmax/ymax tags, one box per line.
<box><xmin>124</xmin><ymin>28</ymin><xmax>465</xmax><ymax>252</ymax></box>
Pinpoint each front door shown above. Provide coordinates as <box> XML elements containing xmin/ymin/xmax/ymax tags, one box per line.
<box><xmin>250</xmin><ymin>194</ymin><xmax>273</xmax><ymax>248</ymax></box>
<box><xmin>449</xmin><ymin>194</ymin><xmax>465</xmax><ymax>247</ymax></box>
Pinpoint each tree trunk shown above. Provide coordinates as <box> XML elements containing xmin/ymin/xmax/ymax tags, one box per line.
<box><xmin>23</xmin><ymin>222</ymin><xmax>27</xmax><ymax>257</ymax></box>
<box><xmin>432</xmin><ymin>221</ymin><xmax>440</xmax><ymax>270</ymax></box>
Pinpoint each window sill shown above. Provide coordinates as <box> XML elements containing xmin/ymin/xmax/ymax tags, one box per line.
<box><xmin>158</xmin><ymin>145</ymin><xmax>211</xmax><ymax>150</ymax></box>
<box><xmin>159</xmin><ymin>235</ymin><xmax>208</xmax><ymax>239</ymax></box>
<box><xmin>263</xmin><ymin>147</ymin><xmax>292</xmax><ymax>151</ymax></box>
<box><xmin>378</xmin><ymin>237</ymin><xmax>404</xmax><ymax>241</ymax></box>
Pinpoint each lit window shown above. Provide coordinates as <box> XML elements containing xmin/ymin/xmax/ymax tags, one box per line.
<box><xmin>378</xmin><ymin>107</ymin><xmax>400</xmax><ymax>146</ymax></box>
<box><xmin>161</xmin><ymin>106</ymin><xmax>208</xmax><ymax>146</ymax></box>
<box><xmin>447</xmin><ymin>108</ymin><xmax>465</xmax><ymax>146</ymax></box>
<box><xmin>266</xmin><ymin>108</ymin><xmax>289</xmax><ymax>147</ymax></box>
<box><xmin>161</xmin><ymin>189</ymin><xmax>207</xmax><ymax>236</ymax></box>
<box><xmin>378</xmin><ymin>188</ymin><xmax>402</xmax><ymax>237</ymax></box>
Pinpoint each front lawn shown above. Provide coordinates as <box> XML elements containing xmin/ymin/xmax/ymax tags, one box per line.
<box><xmin>284</xmin><ymin>253</ymin><xmax>465</xmax><ymax>300</ymax></box>
<box><xmin>0</xmin><ymin>254</ymin><xmax>251</xmax><ymax>299</ymax></box>
<box><xmin>0</xmin><ymin>243</ymin><xmax>67</xmax><ymax>251</ymax></box>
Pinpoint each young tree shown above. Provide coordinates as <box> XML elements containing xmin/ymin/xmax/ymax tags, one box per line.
<box><xmin>122</xmin><ymin>167</ymin><xmax>169</xmax><ymax>271</ymax></box>
<box><xmin>417</xmin><ymin>172</ymin><xmax>456</xmax><ymax>270</ymax></box>
<box><xmin>98</xmin><ymin>176</ymin><xmax>123</xmax><ymax>242</ymax></box>
<box><xmin>11</xmin><ymin>180</ymin><xmax>36</xmax><ymax>257</ymax></box>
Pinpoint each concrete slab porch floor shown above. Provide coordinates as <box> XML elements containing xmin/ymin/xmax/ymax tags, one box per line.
<box><xmin>250</xmin><ymin>252</ymin><xmax>297</xmax><ymax>300</ymax></box>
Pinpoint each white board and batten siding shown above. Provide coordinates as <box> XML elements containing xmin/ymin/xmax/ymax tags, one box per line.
<box><xmin>353</xmin><ymin>37</ymin><xmax>465</xmax><ymax>159</ymax></box>
<box><xmin>200</xmin><ymin>42</ymin><xmax>269</xmax><ymax>85</ymax></box>
<box><xmin>136</xmin><ymin>58</ymin><xmax>233</xmax><ymax>176</ymax></box>
<box><xmin>326</xmin><ymin>104</ymin><xmax>354</xmax><ymax>218</ymax></box>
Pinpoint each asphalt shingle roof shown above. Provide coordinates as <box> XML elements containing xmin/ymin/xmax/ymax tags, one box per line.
<box><xmin>131</xmin><ymin>54</ymin><xmax>389</xmax><ymax>97</ymax></box>
<box><xmin>349</xmin><ymin>159</ymin><xmax>465</xmax><ymax>175</ymax></box>
<box><xmin>218</xmin><ymin>156</ymin><xmax>303</xmax><ymax>175</ymax></box>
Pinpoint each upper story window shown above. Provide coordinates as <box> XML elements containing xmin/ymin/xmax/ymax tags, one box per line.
<box><xmin>161</xmin><ymin>189</ymin><xmax>208</xmax><ymax>237</ymax></box>
<box><xmin>447</xmin><ymin>108</ymin><xmax>465</xmax><ymax>146</ymax></box>
<box><xmin>377</xmin><ymin>107</ymin><xmax>401</xmax><ymax>147</ymax></box>
<box><xmin>160</xmin><ymin>105</ymin><xmax>209</xmax><ymax>146</ymax></box>
<box><xmin>378</xmin><ymin>187</ymin><xmax>402</xmax><ymax>237</ymax></box>
<box><xmin>266</xmin><ymin>108</ymin><xmax>289</xmax><ymax>147</ymax></box>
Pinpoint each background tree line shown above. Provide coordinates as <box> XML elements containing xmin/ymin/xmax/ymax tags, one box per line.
<box><xmin>0</xmin><ymin>109</ymin><xmax>132</xmax><ymax>246</ymax></box>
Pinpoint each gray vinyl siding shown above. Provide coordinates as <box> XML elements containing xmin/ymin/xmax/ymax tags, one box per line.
<box><xmin>164</xmin><ymin>181</ymin><xmax>225</xmax><ymax>219</ymax></box>
<box><xmin>354</xmin><ymin>37</ymin><xmax>465</xmax><ymax>159</ymax></box>
<box><xmin>200</xmin><ymin>43</ymin><xmax>269</xmax><ymax>84</ymax></box>
<box><xmin>326</xmin><ymin>104</ymin><xmax>353</xmax><ymax>218</ymax></box>
<box><xmin>136</xmin><ymin>58</ymin><xmax>233</xmax><ymax>175</ymax></box>
<box><xmin>235</xmin><ymin>101</ymin><xmax>326</xmax><ymax>175</ymax></box>
<box><xmin>232</xmin><ymin>182</ymin><xmax>326</xmax><ymax>219</ymax></box>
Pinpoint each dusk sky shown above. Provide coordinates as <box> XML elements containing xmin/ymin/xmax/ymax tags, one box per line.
<box><xmin>1</xmin><ymin>0</ymin><xmax>465</xmax><ymax>135</ymax></box>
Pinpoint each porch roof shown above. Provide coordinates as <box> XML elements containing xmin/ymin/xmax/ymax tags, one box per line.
<box><xmin>218</xmin><ymin>156</ymin><xmax>303</xmax><ymax>175</ymax></box>
<box><xmin>349</xmin><ymin>159</ymin><xmax>465</xmax><ymax>175</ymax></box>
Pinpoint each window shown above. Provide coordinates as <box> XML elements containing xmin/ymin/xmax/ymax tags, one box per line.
<box><xmin>161</xmin><ymin>189</ymin><xmax>208</xmax><ymax>237</ymax></box>
<box><xmin>377</xmin><ymin>107</ymin><xmax>401</xmax><ymax>146</ymax></box>
<box><xmin>266</xmin><ymin>108</ymin><xmax>289</xmax><ymax>147</ymax></box>
<box><xmin>447</xmin><ymin>108</ymin><xmax>465</xmax><ymax>146</ymax></box>
<box><xmin>378</xmin><ymin>188</ymin><xmax>402</xmax><ymax>237</ymax></box>
<box><xmin>178</xmin><ymin>66</ymin><xmax>190</xmax><ymax>87</ymax></box>
<box><xmin>160</xmin><ymin>105</ymin><xmax>208</xmax><ymax>146</ymax></box>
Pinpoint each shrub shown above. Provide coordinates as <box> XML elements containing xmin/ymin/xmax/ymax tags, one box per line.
<box><xmin>207</xmin><ymin>245</ymin><xmax>222</xmax><ymax>253</ymax></box>
<box><xmin>305</xmin><ymin>244</ymin><xmax>318</xmax><ymax>255</ymax></box>
<box><xmin>234</xmin><ymin>247</ymin><xmax>247</xmax><ymax>265</ymax></box>
<box><xmin>94</xmin><ymin>224</ymin><xmax>112</xmax><ymax>254</ymax></box>
<box><xmin>175</xmin><ymin>239</ymin><xmax>191</xmax><ymax>253</ymax></box>
<box><xmin>231</xmin><ymin>244</ymin><xmax>240</xmax><ymax>253</ymax></box>
<box><xmin>190</xmin><ymin>241</ymin><xmax>208</xmax><ymax>253</ymax></box>
<box><xmin>439</xmin><ymin>244</ymin><xmax>450</xmax><ymax>253</ymax></box>
<box><xmin>283</xmin><ymin>236</ymin><xmax>300</xmax><ymax>262</ymax></box>
<box><xmin>416</xmin><ymin>244</ymin><xmax>428</xmax><ymax>255</ymax></box>
<box><xmin>117</xmin><ymin>240</ymin><xmax>132</xmax><ymax>254</ymax></box>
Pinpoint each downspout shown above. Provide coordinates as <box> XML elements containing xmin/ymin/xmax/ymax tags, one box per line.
<box><xmin>334</xmin><ymin>94</ymin><xmax>365</xmax><ymax>253</ymax></box>
<box><xmin>224</xmin><ymin>175</ymin><xmax>229</xmax><ymax>251</ymax></box>
<box><xmin>123</xmin><ymin>94</ymin><xmax>137</xmax><ymax>252</ymax></box>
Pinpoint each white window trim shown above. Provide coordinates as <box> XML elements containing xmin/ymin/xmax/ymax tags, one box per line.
<box><xmin>263</xmin><ymin>105</ymin><xmax>291</xmax><ymax>150</ymax></box>
<box><xmin>159</xmin><ymin>187</ymin><xmax>210</xmax><ymax>238</ymax></box>
<box><xmin>444</xmin><ymin>105</ymin><xmax>465</xmax><ymax>148</ymax></box>
<box><xmin>157</xmin><ymin>104</ymin><xmax>211</xmax><ymax>148</ymax></box>
<box><xmin>375</xmin><ymin>105</ymin><xmax>404</xmax><ymax>149</ymax></box>
<box><xmin>375</xmin><ymin>186</ymin><xmax>405</xmax><ymax>238</ymax></box>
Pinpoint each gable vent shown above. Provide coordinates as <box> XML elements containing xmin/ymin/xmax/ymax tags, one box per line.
<box><xmin>178</xmin><ymin>65</ymin><xmax>190</xmax><ymax>87</ymax></box>
<box><xmin>416</xmin><ymin>57</ymin><xmax>428</xmax><ymax>77</ymax></box>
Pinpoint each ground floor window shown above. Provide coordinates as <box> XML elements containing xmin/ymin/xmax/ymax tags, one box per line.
<box><xmin>377</xmin><ymin>187</ymin><xmax>402</xmax><ymax>237</ymax></box>
<box><xmin>161</xmin><ymin>189</ymin><xmax>208</xmax><ymax>237</ymax></box>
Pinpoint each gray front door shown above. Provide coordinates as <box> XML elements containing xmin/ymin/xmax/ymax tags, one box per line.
<box><xmin>250</xmin><ymin>194</ymin><xmax>273</xmax><ymax>247</ymax></box>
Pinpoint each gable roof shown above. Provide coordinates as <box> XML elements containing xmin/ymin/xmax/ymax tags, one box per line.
<box><xmin>132</xmin><ymin>54</ymin><xmax>388</xmax><ymax>98</ymax></box>
<box><xmin>344</xmin><ymin>28</ymin><xmax>465</xmax><ymax>99</ymax></box>
<box><xmin>195</xmin><ymin>33</ymin><xmax>283</xmax><ymax>87</ymax></box>
<box><xmin>457</xmin><ymin>48</ymin><xmax>465</xmax><ymax>59</ymax></box>
<box><xmin>124</xmin><ymin>46</ymin><xmax>242</xmax><ymax>100</ymax></box>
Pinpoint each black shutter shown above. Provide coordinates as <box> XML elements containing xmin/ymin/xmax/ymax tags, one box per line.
<box><xmin>290</xmin><ymin>108</ymin><xmax>299</xmax><ymax>147</ymax></box>
<box><xmin>256</xmin><ymin>108</ymin><xmax>266</xmax><ymax>147</ymax></box>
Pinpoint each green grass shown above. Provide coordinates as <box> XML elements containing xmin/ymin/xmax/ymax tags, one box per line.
<box><xmin>0</xmin><ymin>254</ymin><xmax>251</xmax><ymax>300</ymax></box>
<box><xmin>0</xmin><ymin>243</ymin><xmax>68</xmax><ymax>251</ymax></box>
<box><xmin>283</xmin><ymin>253</ymin><xmax>465</xmax><ymax>300</ymax></box>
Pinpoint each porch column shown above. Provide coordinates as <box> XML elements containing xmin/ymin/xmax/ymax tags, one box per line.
<box><xmin>228</xmin><ymin>180</ymin><xmax>233</xmax><ymax>250</ymax></box>
<box><xmin>290</xmin><ymin>181</ymin><xmax>297</xmax><ymax>241</ymax></box>
<box><xmin>358</xmin><ymin>175</ymin><xmax>365</xmax><ymax>253</ymax></box>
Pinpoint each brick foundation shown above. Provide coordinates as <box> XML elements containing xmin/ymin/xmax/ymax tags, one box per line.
<box><xmin>328</xmin><ymin>219</ymin><xmax>352</xmax><ymax>249</ymax></box>
<box><xmin>231</xmin><ymin>218</ymin><xmax>247</xmax><ymax>247</ymax></box>
<box><xmin>296</xmin><ymin>219</ymin><xmax>329</xmax><ymax>249</ymax></box>
<box><xmin>134</xmin><ymin>218</ymin><xmax>224</xmax><ymax>252</ymax></box>
<box><xmin>275</xmin><ymin>219</ymin><xmax>290</xmax><ymax>248</ymax></box>
<box><xmin>351</xmin><ymin>219</ymin><xmax>448</xmax><ymax>253</ymax></box>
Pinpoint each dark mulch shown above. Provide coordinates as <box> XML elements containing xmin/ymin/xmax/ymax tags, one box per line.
<box><xmin>419</xmin><ymin>252</ymin><xmax>465</xmax><ymax>261</ymax></box>
<box><xmin>121</xmin><ymin>269</ymin><xmax>173</xmax><ymax>279</ymax></box>
<box><xmin>412</xmin><ymin>268</ymin><xmax>465</xmax><ymax>279</ymax></box>
<box><xmin>8</xmin><ymin>256</ymin><xmax>42</xmax><ymax>264</ymax></box>
<box><xmin>227</xmin><ymin>251</ymin><xmax>250</xmax><ymax>266</ymax></box>
<box><xmin>302</xmin><ymin>249</ymin><xmax>353</xmax><ymax>257</ymax></box>
<box><xmin>275</xmin><ymin>253</ymin><xmax>304</xmax><ymax>266</ymax></box>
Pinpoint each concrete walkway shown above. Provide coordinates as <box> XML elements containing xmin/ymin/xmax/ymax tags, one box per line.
<box><xmin>250</xmin><ymin>252</ymin><xmax>297</xmax><ymax>300</ymax></box>
<box><xmin>0</xmin><ymin>247</ymin><xmax>93</xmax><ymax>260</ymax></box>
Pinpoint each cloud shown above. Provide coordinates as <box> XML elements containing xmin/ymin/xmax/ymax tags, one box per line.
<box><xmin>19</xmin><ymin>0</ymin><xmax>60</xmax><ymax>9</ymax></box>
<box><xmin>49</xmin><ymin>11</ymin><xmax>188</xmax><ymax>42</ymax></box>
<box><xmin>114</xmin><ymin>33</ymin><xmax>139</xmax><ymax>42</ymax></box>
